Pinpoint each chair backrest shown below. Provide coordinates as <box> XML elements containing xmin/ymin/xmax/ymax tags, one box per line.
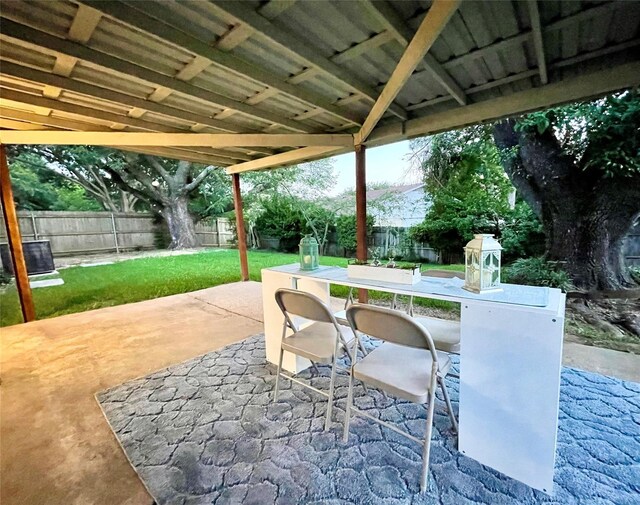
<box><xmin>346</xmin><ymin>304</ymin><xmax>437</xmax><ymax>360</ymax></box>
<box><xmin>422</xmin><ymin>269</ymin><xmax>465</xmax><ymax>280</ymax></box>
<box><xmin>275</xmin><ymin>288</ymin><xmax>335</xmax><ymax>324</ymax></box>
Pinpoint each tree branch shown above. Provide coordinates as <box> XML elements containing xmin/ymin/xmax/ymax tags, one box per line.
<box><xmin>184</xmin><ymin>165</ymin><xmax>215</xmax><ymax>193</ymax></box>
<box><xmin>103</xmin><ymin>165</ymin><xmax>165</xmax><ymax>207</ymax></box>
<box><xmin>144</xmin><ymin>155</ymin><xmax>172</xmax><ymax>184</ymax></box>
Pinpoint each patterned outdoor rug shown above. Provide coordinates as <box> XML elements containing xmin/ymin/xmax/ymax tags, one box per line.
<box><xmin>97</xmin><ymin>334</ymin><xmax>640</xmax><ymax>505</ymax></box>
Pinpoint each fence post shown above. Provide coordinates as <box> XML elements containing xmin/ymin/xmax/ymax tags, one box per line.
<box><xmin>30</xmin><ymin>212</ymin><xmax>39</xmax><ymax>240</ymax></box>
<box><xmin>216</xmin><ymin>218</ymin><xmax>221</xmax><ymax>247</ymax></box>
<box><xmin>111</xmin><ymin>213</ymin><xmax>120</xmax><ymax>254</ymax></box>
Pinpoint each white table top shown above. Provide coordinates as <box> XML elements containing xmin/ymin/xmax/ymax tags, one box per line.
<box><xmin>265</xmin><ymin>264</ymin><xmax>562</xmax><ymax>313</ymax></box>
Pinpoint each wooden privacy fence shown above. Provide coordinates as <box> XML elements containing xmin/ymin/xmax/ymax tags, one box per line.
<box><xmin>0</xmin><ymin>211</ymin><xmax>234</xmax><ymax>257</ymax></box>
<box><xmin>623</xmin><ymin>219</ymin><xmax>640</xmax><ymax>268</ymax></box>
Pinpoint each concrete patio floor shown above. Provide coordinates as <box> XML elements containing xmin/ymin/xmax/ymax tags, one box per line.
<box><xmin>1</xmin><ymin>281</ymin><xmax>638</xmax><ymax>505</ymax></box>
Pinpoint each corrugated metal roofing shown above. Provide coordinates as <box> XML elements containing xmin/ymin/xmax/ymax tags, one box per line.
<box><xmin>0</xmin><ymin>0</ymin><xmax>638</xmax><ymax>168</ymax></box>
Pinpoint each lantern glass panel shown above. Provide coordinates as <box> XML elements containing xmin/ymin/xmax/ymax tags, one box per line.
<box><xmin>299</xmin><ymin>235</ymin><xmax>319</xmax><ymax>271</ymax></box>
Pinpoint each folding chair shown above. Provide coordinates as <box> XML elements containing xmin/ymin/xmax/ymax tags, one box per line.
<box><xmin>343</xmin><ymin>303</ymin><xmax>458</xmax><ymax>492</ymax></box>
<box><xmin>273</xmin><ymin>288</ymin><xmax>356</xmax><ymax>431</ymax></box>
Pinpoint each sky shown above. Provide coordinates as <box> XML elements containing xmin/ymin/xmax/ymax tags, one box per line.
<box><xmin>327</xmin><ymin>140</ymin><xmax>421</xmax><ymax>195</ymax></box>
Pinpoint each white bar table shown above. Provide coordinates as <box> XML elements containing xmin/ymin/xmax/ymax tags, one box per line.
<box><xmin>261</xmin><ymin>264</ymin><xmax>566</xmax><ymax>494</ymax></box>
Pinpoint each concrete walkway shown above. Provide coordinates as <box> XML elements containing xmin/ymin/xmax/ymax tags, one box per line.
<box><xmin>1</xmin><ymin>282</ymin><xmax>264</xmax><ymax>505</ymax></box>
<box><xmin>1</xmin><ymin>281</ymin><xmax>638</xmax><ymax>505</ymax></box>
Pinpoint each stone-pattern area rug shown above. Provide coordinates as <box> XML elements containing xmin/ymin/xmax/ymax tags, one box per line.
<box><xmin>97</xmin><ymin>334</ymin><xmax>640</xmax><ymax>505</ymax></box>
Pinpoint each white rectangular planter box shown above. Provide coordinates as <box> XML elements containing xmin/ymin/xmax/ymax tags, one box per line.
<box><xmin>347</xmin><ymin>264</ymin><xmax>421</xmax><ymax>285</ymax></box>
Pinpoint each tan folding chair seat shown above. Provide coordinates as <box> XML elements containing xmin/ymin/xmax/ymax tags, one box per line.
<box><xmin>412</xmin><ymin>316</ymin><xmax>460</xmax><ymax>354</ymax></box>
<box><xmin>281</xmin><ymin>322</ymin><xmax>356</xmax><ymax>364</ymax></box>
<box><xmin>353</xmin><ymin>343</ymin><xmax>451</xmax><ymax>403</ymax></box>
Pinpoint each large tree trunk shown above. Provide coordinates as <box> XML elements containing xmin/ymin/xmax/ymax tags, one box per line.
<box><xmin>494</xmin><ymin>119</ymin><xmax>639</xmax><ymax>291</ymax></box>
<box><xmin>162</xmin><ymin>196</ymin><xmax>199</xmax><ymax>249</ymax></box>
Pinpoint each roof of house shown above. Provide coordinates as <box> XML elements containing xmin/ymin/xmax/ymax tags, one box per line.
<box><xmin>367</xmin><ymin>183</ymin><xmax>424</xmax><ymax>201</ymax></box>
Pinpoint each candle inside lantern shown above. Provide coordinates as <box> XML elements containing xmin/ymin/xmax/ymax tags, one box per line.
<box><xmin>299</xmin><ymin>235</ymin><xmax>319</xmax><ymax>271</ymax></box>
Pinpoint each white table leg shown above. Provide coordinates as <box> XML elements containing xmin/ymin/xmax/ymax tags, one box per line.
<box><xmin>458</xmin><ymin>297</ymin><xmax>565</xmax><ymax>493</ymax></box>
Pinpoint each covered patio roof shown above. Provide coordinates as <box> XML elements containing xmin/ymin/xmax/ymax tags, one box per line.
<box><xmin>0</xmin><ymin>0</ymin><xmax>638</xmax><ymax>172</ymax></box>
<box><xmin>1</xmin><ymin>0</ymin><xmax>639</xmax><ymax>322</ymax></box>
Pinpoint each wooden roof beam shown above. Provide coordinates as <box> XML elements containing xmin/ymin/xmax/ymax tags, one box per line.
<box><xmin>226</xmin><ymin>146</ymin><xmax>348</xmax><ymax>174</ymax></box>
<box><xmin>368</xmin><ymin>61</ymin><xmax>640</xmax><ymax>145</ymax></box>
<box><xmin>406</xmin><ymin>37</ymin><xmax>640</xmax><ymax>112</ymax></box>
<box><xmin>0</xmin><ymin>118</ymin><xmax>54</xmax><ymax>131</ymax></box>
<box><xmin>175</xmin><ymin>56</ymin><xmax>211</xmax><ymax>81</ymax></box>
<box><xmin>223</xmin><ymin>61</ymin><xmax>640</xmax><ymax>174</ymax></box>
<box><xmin>0</xmin><ymin>109</ymin><xmax>233</xmax><ymax>165</ymax></box>
<box><xmin>212</xmin><ymin>0</ymin><xmax>408</xmax><ymax>120</ymax></box>
<box><xmin>364</xmin><ymin>0</ymin><xmax>467</xmax><ymax>106</ymax></box>
<box><xmin>438</xmin><ymin>1</ymin><xmax>619</xmax><ymax>73</ymax></box>
<box><xmin>0</xmin><ymin>106</ymin><xmax>114</xmax><ymax>131</ymax></box>
<box><xmin>355</xmin><ymin>0</ymin><xmax>461</xmax><ymax>144</ymax></box>
<box><xmin>0</xmin><ymin>131</ymin><xmax>355</xmax><ymax>148</ymax></box>
<box><xmin>215</xmin><ymin>24</ymin><xmax>254</xmax><ymax>51</ymax></box>
<box><xmin>527</xmin><ymin>0</ymin><xmax>548</xmax><ymax>85</ymax></box>
<box><xmin>77</xmin><ymin>1</ymin><xmax>362</xmax><ymax>126</ymax></box>
<box><xmin>0</xmin><ymin>61</ymin><xmax>247</xmax><ymax>134</ymax></box>
<box><xmin>0</xmin><ymin>18</ymin><xmax>313</xmax><ymax>133</ymax></box>
<box><xmin>68</xmin><ymin>4</ymin><xmax>102</xmax><ymax>43</ymax></box>
<box><xmin>47</xmin><ymin>4</ymin><xmax>103</xmax><ymax>96</ymax></box>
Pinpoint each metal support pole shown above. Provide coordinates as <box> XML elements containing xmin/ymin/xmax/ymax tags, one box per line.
<box><xmin>232</xmin><ymin>173</ymin><xmax>249</xmax><ymax>281</ymax></box>
<box><xmin>0</xmin><ymin>145</ymin><xmax>35</xmax><ymax>322</ymax></box>
<box><xmin>355</xmin><ymin>144</ymin><xmax>368</xmax><ymax>303</ymax></box>
<box><xmin>110</xmin><ymin>213</ymin><xmax>120</xmax><ymax>254</ymax></box>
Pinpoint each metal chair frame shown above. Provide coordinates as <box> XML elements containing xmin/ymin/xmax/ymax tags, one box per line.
<box><xmin>273</xmin><ymin>288</ymin><xmax>349</xmax><ymax>431</ymax></box>
<box><xmin>343</xmin><ymin>303</ymin><xmax>458</xmax><ymax>492</ymax></box>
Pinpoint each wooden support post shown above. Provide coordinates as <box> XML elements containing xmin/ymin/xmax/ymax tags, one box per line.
<box><xmin>0</xmin><ymin>145</ymin><xmax>36</xmax><ymax>322</ymax></box>
<box><xmin>232</xmin><ymin>173</ymin><xmax>249</xmax><ymax>281</ymax></box>
<box><xmin>355</xmin><ymin>144</ymin><xmax>368</xmax><ymax>303</ymax></box>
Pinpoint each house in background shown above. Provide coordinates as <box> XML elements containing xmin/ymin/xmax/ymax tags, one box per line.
<box><xmin>367</xmin><ymin>183</ymin><xmax>429</xmax><ymax>228</ymax></box>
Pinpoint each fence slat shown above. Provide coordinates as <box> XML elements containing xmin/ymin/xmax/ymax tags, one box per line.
<box><xmin>0</xmin><ymin>211</ymin><xmax>232</xmax><ymax>257</ymax></box>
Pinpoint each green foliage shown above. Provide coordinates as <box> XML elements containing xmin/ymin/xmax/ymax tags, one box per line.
<box><xmin>188</xmin><ymin>169</ymin><xmax>232</xmax><ymax>221</ymax></box>
<box><xmin>410</xmin><ymin>126</ymin><xmax>514</xmax><ymax>256</ymax></box>
<box><xmin>51</xmin><ymin>185</ymin><xmax>103</xmax><ymax>211</ymax></box>
<box><xmin>336</xmin><ymin>214</ymin><xmax>374</xmax><ymax>254</ymax></box>
<box><xmin>500</xmin><ymin>201</ymin><xmax>545</xmax><ymax>261</ymax></box>
<box><xmin>254</xmin><ymin>195</ymin><xmax>306</xmax><ymax>252</ymax></box>
<box><xmin>9</xmin><ymin>151</ymin><xmax>102</xmax><ymax>211</ymax></box>
<box><xmin>515</xmin><ymin>90</ymin><xmax>640</xmax><ymax>178</ymax></box>
<box><xmin>503</xmin><ymin>257</ymin><xmax>573</xmax><ymax>292</ymax></box>
<box><xmin>630</xmin><ymin>266</ymin><xmax>640</xmax><ymax>285</ymax></box>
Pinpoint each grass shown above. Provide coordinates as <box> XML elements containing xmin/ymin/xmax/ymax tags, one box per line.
<box><xmin>0</xmin><ymin>249</ymin><xmax>464</xmax><ymax>327</ymax></box>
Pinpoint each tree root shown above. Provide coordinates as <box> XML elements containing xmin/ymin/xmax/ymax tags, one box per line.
<box><xmin>568</xmin><ymin>298</ymin><xmax>640</xmax><ymax>339</ymax></box>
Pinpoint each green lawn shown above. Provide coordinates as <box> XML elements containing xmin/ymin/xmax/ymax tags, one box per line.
<box><xmin>0</xmin><ymin>249</ymin><xmax>463</xmax><ymax>327</ymax></box>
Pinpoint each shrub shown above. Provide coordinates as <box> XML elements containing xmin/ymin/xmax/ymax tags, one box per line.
<box><xmin>336</xmin><ymin>214</ymin><xmax>373</xmax><ymax>255</ymax></box>
<box><xmin>254</xmin><ymin>195</ymin><xmax>305</xmax><ymax>252</ymax></box>
<box><xmin>0</xmin><ymin>270</ymin><xmax>12</xmax><ymax>287</ymax></box>
<box><xmin>503</xmin><ymin>257</ymin><xmax>573</xmax><ymax>291</ymax></box>
<box><xmin>630</xmin><ymin>266</ymin><xmax>640</xmax><ymax>284</ymax></box>
<box><xmin>500</xmin><ymin>202</ymin><xmax>546</xmax><ymax>261</ymax></box>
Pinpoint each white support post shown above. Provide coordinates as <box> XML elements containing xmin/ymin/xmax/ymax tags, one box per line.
<box><xmin>30</xmin><ymin>212</ymin><xmax>39</xmax><ymax>240</ymax></box>
<box><xmin>110</xmin><ymin>213</ymin><xmax>120</xmax><ymax>254</ymax></box>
